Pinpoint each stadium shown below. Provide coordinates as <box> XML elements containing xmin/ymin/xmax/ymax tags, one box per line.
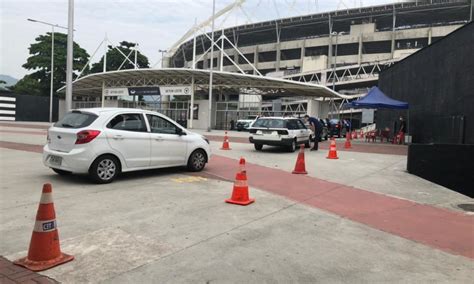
<box><xmin>162</xmin><ymin>0</ymin><xmax>471</xmax><ymax>128</ymax></box>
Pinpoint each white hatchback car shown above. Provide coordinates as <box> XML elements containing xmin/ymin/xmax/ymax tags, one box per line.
<box><xmin>249</xmin><ymin>117</ymin><xmax>311</xmax><ymax>152</ymax></box>
<box><xmin>43</xmin><ymin>108</ymin><xmax>211</xmax><ymax>183</ymax></box>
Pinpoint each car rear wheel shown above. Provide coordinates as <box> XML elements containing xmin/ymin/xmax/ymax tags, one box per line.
<box><xmin>52</xmin><ymin>168</ymin><xmax>72</xmax><ymax>176</ymax></box>
<box><xmin>288</xmin><ymin>139</ymin><xmax>297</xmax><ymax>152</ymax></box>
<box><xmin>89</xmin><ymin>155</ymin><xmax>120</xmax><ymax>184</ymax></box>
<box><xmin>254</xmin><ymin>143</ymin><xmax>263</xmax><ymax>151</ymax></box>
<box><xmin>187</xmin><ymin>149</ymin><xmax>207</xmax><ymax>172</ymax></box>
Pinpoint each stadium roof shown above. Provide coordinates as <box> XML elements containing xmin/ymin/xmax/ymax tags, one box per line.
<box><xmin>60</xmin><ymin>68</ymin><xmax>351</xmax><ymax>99</ymax></box>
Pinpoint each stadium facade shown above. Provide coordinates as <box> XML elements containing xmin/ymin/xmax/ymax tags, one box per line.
<box><xmin>165</xmin><ymin>0</ymin><xmax>472</xmax><ymax>126</ymax></box>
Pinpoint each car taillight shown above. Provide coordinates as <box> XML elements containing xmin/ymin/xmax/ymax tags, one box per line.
<box><xmin>277</xmin><ymin>130</ymin><xmax>289</xmax><ymax>135</ymax></box>
<box><xmin>75</xmin><ymin>130</ymin><xmax>101</xmax><ymax>144</ymax></box>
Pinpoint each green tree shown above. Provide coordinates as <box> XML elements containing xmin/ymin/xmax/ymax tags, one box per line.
<box><xmin>21</xmin><ymin>32</ymin><xmax>90</xmax><ymax>96</ymax></box>
<box><xmin>90</xmin><ymin>41</ymin><xmax>149</xmax><ymax>73</ymax></box>
<box><xmin>10</xmin><ymin>75</ymin><xmax>42</xmax><ymax>96</ymax></box>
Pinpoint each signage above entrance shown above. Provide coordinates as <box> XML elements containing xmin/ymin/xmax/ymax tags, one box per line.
<box><xmin>104</xmin><ymin>88</ymin><xmax>128</xmax><ymax>97</ymax></box>
<box><xmin>105</xmin><ymin>86</ymin><xmax>193</xmax><ymax>96</ymax></box>
<box><xmin>159</xmin><ymin>86</ymin><xmax>192</xmax><ymax>96</ymax></box>
<box><xmin>128</xmin><ymin>87</ymin><xmax>160</xmax><ymax>96</ymax></box>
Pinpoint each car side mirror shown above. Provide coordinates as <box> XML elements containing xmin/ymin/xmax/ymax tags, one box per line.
<box><xmin>176</xmin><ymin>128</ymin><xmax>186</xmax><ymax>136</ymax></box>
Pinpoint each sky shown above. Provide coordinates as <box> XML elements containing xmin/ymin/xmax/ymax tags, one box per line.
<box><xmin>0</xmin><ymin>0</ymin><xmax>396</xmax><ymax>80</ymax></box>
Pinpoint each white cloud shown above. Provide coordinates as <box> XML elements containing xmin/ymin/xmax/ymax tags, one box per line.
<box><xmin>0</xmin><ymin>0</ymin><xmax>394</xmax><ymax>79</ymax></box>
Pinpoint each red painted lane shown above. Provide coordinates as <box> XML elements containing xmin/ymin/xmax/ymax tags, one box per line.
<box><xmin>0</xmin><ymin>141</ymin><xmax>43</xmax><ymax>153</ymax></box>
<box><xmin>206</xmin><ymin>135</ymin><xmax>407</xmax><ymax>156</ymax></box>
<box><xmin>205</xmin><ymin>155</ymin><xmax>474</xmax><ymax>259</ymax></box>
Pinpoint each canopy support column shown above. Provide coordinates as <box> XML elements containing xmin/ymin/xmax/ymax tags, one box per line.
<box><xmin>101</xmin><ymin>80</ymin><xmax>105</xmax><ymax>108</ymax></box>
<box><xmin>190</xmin><ymin>75</ymin><xmax>195</xmax><ymax>129</ymax></box>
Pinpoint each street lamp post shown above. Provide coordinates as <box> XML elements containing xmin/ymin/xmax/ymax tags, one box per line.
<box><xmin>27</xmin><ymin>18</ymin><xmax>68</xmax><ymax>123</ymax></box>
<box><xmin>158</xmin><ymin>49</ymin><xmax>167</xmax><ymax>68</ymax></box>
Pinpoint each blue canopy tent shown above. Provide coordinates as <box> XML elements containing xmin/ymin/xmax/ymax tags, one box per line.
<box><xmin>344</xmin><ymin>86</ymin><xmax>410</xmax><ymax>139</ymax></box>
<box><xmin>344</xmin><ymin>86</ymin><xmax>409</xmax><ymax>109</ymax></box>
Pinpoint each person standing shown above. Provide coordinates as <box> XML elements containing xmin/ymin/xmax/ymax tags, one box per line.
<box><xmin>396</xmin><ymin>116</ymin><xmax>406</xmax><ymax>144</ymax></box>
<box><xmin>304</xmin><ymin>115</ymin><xmax>322</xmax><ymax>151</ymax></box>
<box><xmin>398</xmin><ymin>116</ymin><xmax>406</xmax><ymax>134</ymax></box>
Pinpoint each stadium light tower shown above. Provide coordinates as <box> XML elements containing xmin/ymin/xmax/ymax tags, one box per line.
<box><xmin>27</xmin><ymin>18</ymin><xmax>68</xmax><ymax>123</ymax></box>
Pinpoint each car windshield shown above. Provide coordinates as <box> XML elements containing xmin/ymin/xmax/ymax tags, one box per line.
<box><xmin>54</xmin><ymin>111</ymin><xmax>98</xmax><ymax>128</ymax></box>
<box><xmin>252</xmin><ymin>118</ymin><xmax>286</xmax><ymax>128</ymax></box>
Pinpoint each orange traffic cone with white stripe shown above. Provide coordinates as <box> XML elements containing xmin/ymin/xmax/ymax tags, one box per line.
<box><xmin>225</xmin><ymin>158</ymin><xmax>255</xmax><ymax>206</ymax></box>
<box><xmin>14</xmin><ymin>184</ymin><xmax>74</xmax><ymax>271</ymax></box>
<box><xmin>220</xmin><ymin>132</ymin><xmax>231</xmax><ymax>150</ymax></box>
<box><xmin>292</xmin><ymin>144</ymin><xmax>307</xmax><ymax>174</ymax></box>
<box><xmin>327</xmin><ymin>138</ymin><xmax>339</xmax><ymax>159</ymax></box>
<box><xmin>344</xmin><ymin>131</ymin><xmax>352</xmax><ymax>149</ymax></box>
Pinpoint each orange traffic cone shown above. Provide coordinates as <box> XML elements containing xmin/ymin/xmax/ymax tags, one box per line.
<box><xmin>344</xmin><ymin>132</ymin><xmax>352</xmax><ymax>149</ymax></box>
<box><xmin>327</xmin><ymin>138</ymin><xmax>339</xmax><ymax>159</ymax></box>
<box><xmin>221</xmin><ymin>132</ymin><xmax>231</xmax><ymax>150</ymax></box>
<box><xmin>225</xmin><ymin>158</ymin><xmax>254</xmax><ymax>206</ymax></box>
<box><xmin>292</xmin><ymin>144</ymin><xmax>307</xmax><ymax>174</ymax></box>
<box><xmin>14</xmin><ymin>184</ymin><xmax>74</xmax><ymax>271</ymax></box>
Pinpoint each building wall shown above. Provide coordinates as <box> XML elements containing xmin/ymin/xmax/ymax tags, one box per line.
<box><xmin>377</xmin><ymin>22</ymin><xmax>474</xmax><ymax>144</ymax></box>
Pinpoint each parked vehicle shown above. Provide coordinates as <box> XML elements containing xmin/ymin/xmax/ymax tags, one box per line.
<box><xmin>236</xmin><ymin>115</ymin><xmax>258</xmax><ymax>131</ymax></box>
<box><xmin>328</xmin><ymin>118</ymin><xmax>347</xmax><ymax>138</ymax></box>
<box><xmin>43</xmin><ymin>108</ymin><xmax>211</xmax><ymax>184</ymax></box>
<box><xmin>249</xmin><ymin>117</ymin><xmax>311</xmax><ymax>152</ymax></box>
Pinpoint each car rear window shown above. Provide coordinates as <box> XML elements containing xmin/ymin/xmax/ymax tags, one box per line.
<box><xmin>252</xmin><ymin>119</ymin><xmax>286</xmax><ymax>128</ymax></box>
<box><xmin>54</xmin><ymin>111</ymin><xmax>98</xmax><ymax>128</ymax></box>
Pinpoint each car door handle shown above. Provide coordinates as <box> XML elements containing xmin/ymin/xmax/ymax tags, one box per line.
<box><xmin>154</xmin><ymin>137</ymin><xmax>164</xmax><ymax>141</ymax></box>
<box><xmin>113</xmin><ymin>135</ymin><xmax>124</xmax><ymax>140</ymax></box>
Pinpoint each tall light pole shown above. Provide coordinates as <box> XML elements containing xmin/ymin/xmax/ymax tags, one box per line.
<box><xmin>158</xmin><ymin>49</ymin><xmax>167</xmax><ymax>68</ymax></box>
<box><xmin>27</xmin><ymin>18</ymin><xmax>68</xmax><ymax>123</ymax></box>
<box><xmin>65</xmin><ymin>0</ymin><xmax>74</xmax><ymax>112</ymax></box>
<box><xmin>208</xmin><ymin>0</ymin><xmax>216</xmax><ymax>132</ymax></box>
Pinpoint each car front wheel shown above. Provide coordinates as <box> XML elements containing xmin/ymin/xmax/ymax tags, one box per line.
<box><xmin>187</xmin><ymin>149</ymin><xmax>207</xmax><ymax>172</ymax></box>
<box><xmin>89</xmin><ymin>155</ymin><xmax>120</xmax><ymax>184</ymax></box>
